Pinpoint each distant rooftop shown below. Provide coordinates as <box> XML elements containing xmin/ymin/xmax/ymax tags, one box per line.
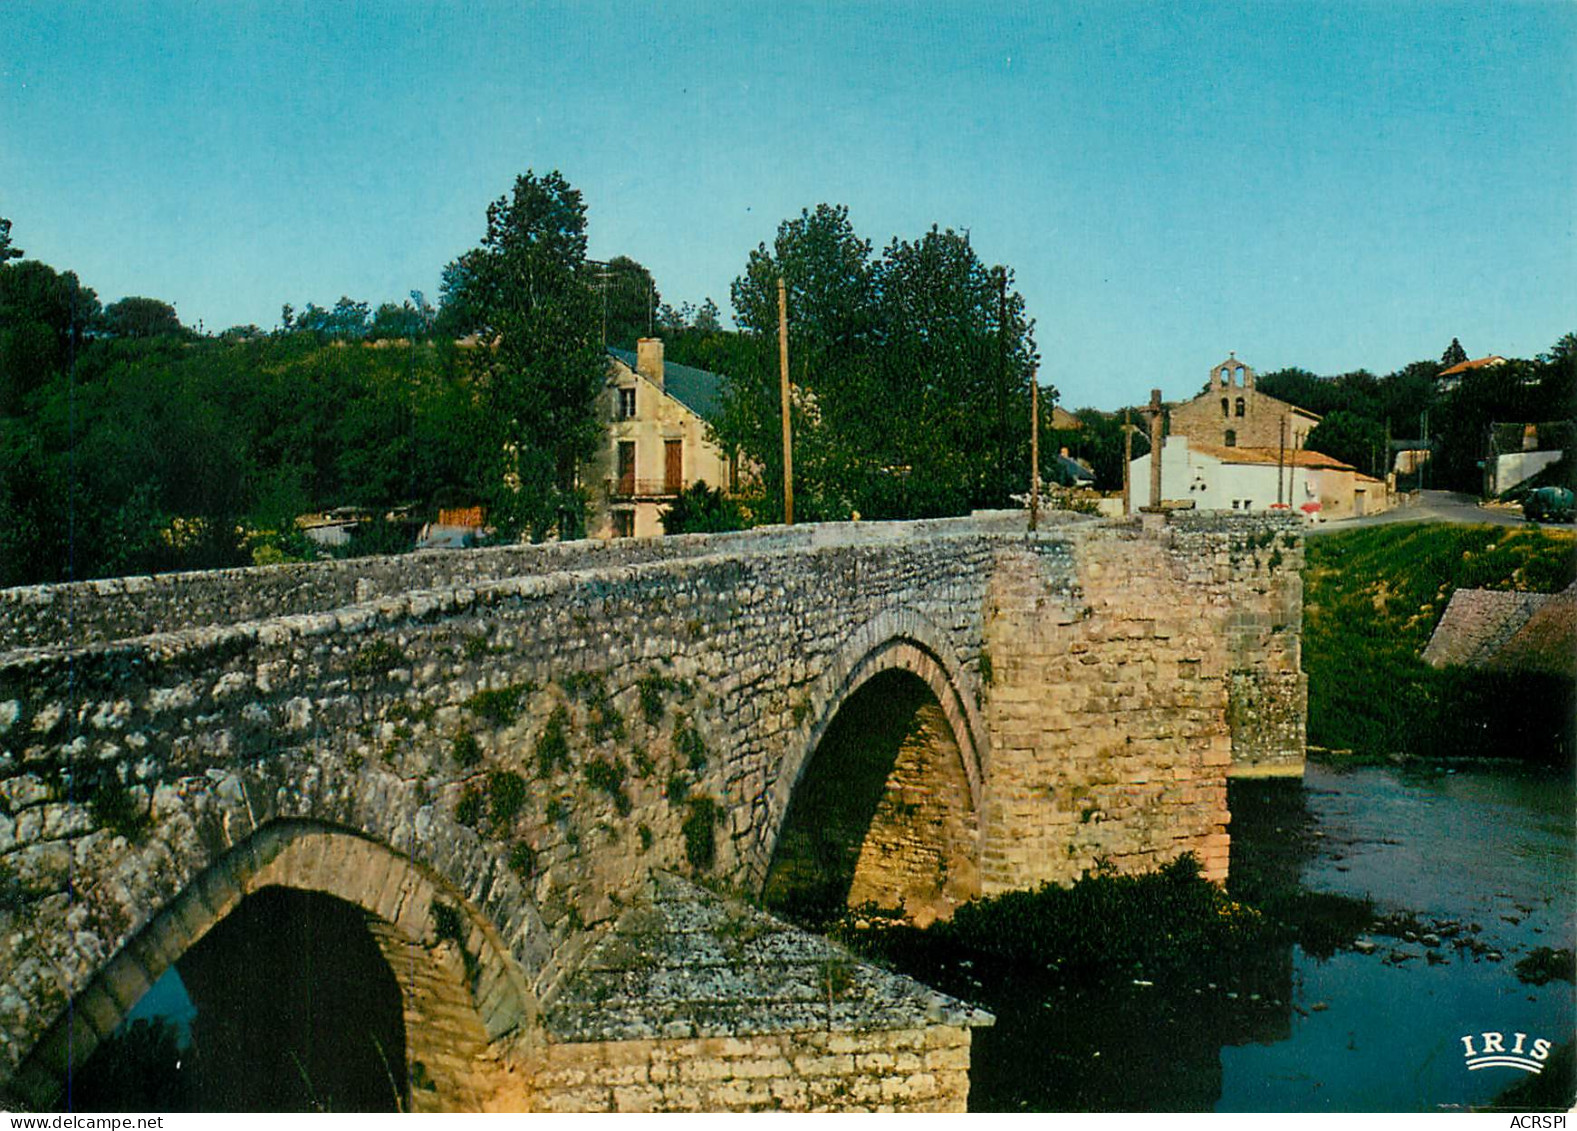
<box><xmin>1186</xmin><ymin>440</ymin><xmax>1356</xmax><ymax>471</ymax></box>
<box><xmin>1439</xmin><ymin>355</ymin><xmax>1507</xmax><ymax>378</ymax></box>
<box><xmin>609</xmin><ymin>347</ymin><xmax>725</xmax><ymax>421</ymax></box>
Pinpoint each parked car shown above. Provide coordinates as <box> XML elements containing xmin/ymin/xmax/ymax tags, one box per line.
<box><xmin>1523</xmin><ymin>486</ymin><xmax>1575</xmax><ymax>524</ymax></box>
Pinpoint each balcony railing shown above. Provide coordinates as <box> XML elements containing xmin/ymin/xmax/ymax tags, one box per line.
<box><xmin>607</xmin><ymin>477</ymin><xmax>683</xmax><ymax>499</ymax></box>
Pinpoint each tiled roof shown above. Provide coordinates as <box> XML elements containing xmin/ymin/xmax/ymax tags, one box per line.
<box><xmin>608</xmin><ymin>348</ymin><xmax>726</xmax><ymax>421</ymax></box>
<box><xmin>1484</xmin><ymin>583</ymin><xmax>1577</xmax><ymax>677</ymax></box>
<box><xmin>543</xmin><ymin>872</ymin><xmax>992</xmax><ymax>1043</ymax></box>
<box><xmin>1422</xmin><ymin>587</ymin><xmax>1551</xmax><ymax>668</ymax></box>
<box><xmin>1186</xmin><ymin>442</ymin><xmax>1356</xmax><ymax>471</ymax></box>
<box><xmin>1439</xmin><ymin>355</ymin><xmax>1507</xmax><ymax>378</ymax></box>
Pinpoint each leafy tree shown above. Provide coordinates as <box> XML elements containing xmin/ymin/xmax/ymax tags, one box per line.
<box><xmin>435</xmin><ymin>249</ymin><xmax>486</xmax><ymax>338</ymax></box>
<box><xmin>869</xmin><ymin>227</ymin><xmax>1037</xmax><ymax>513</ymax></box>
<box><xmin>0</xmin><ymin>259</ymin><xmax>98</xmax><ymax>415</ymax></box>
<box><xmin>368</xmin><ymin>292</ymin><xmax>435</xmax><ymax>341</ymax></box>
<box><xmin>1377</xmin><ymin>360</ymin><xmax>1442</xmax><ymax>439</ymax></box>
<box><xmin>597</xmin><ymin>255</ymin><xmax>660</xmax><ymax>348</ymax></box>
<box><xmin>0</xmin><ymin>215</ymin><xmax>20</xmax><ymax>263</ymax></box>
<box><xmin>444</xmin><ymin>170</ymin><xmax>604</xmax><ymax>540</ymax></box>
<box><xmin>1441</xmin><ymin>337</ymin><xmax>1468</xmax><ymax>367</ymax></box>
<box><xmin>1304</xmin><ymin>409</ymin><xmax>1388</xmax><ymax>477</ymax></box>
<box><xmin>716</xmin><ymin>206</ymin><xmax>1038</xmax><ymax>521</ymax></box>
<box><xmin>98</xmin><ymin>296</ymin><xmax>184</xmax><ymax>339</ymax></box>
<box><xmin>719</xmin><ymin>204</ymin><xmax>876</xmax><ymax>521</ymax></box>
<box><xmin>693</xmin><ymin>298</ymin><xmax>722</xmax><ymax>334</ymax></box>
<box><xmin>1055</xmin><ymin>407</ymin><xmax>1150</xmax><ymax>492</ymax></box>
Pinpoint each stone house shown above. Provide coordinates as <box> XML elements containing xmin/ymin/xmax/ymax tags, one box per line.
<box><xmin>1168</xmin><ymin>355</ymin><xmax>1320</xmax><ymax>451</ymax></box>
<box><xmin>585</xmin><ymin>339</ymin><xmax>737</xmax><ymax>539</ymax></box>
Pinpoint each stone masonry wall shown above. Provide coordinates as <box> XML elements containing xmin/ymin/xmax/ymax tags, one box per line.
<box><xmin>0</xmin><ymin>514</ymin><xmax>1037</xmax><ymax>655</ymax></box>
<box><xmin>978</xmin><ymin>512</ymin><xmax>1304</xmax><ymax>888</ymax></box>
<box><xmin>524</xmin><ymin>1026</ymin><xmax>973</xmax><ymax>1112</ymax></box>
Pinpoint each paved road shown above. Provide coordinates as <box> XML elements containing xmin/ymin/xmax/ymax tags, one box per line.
<box><xmin>1305</xmin><ymin>489</ymin><xmax>1571</xmax><ymax>535</ymax></box>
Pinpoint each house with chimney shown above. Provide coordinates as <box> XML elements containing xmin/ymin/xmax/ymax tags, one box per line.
<box><xmin>585</xmin><ymin>338</ymin><xmax>737</xmax><ymax>538</ymax></box>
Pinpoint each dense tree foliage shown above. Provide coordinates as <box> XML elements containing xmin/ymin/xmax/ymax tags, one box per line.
<box><xmin>597</xmin><ymin>255</ymin><xmax>660</xmax><ymax>349</ymax></box>
<box><xmin>0</xmin><ymin>215</ymin><xmax>22</xmax><ymax>263</ymax></box>
<box><xmin>1258</xmin><ymin>337</ymin><xmax>1573</xmax><ymax>493</ymax></box>
<box><xmin>97</xmin><ymin>296</ymin><xmax>185</xmax><ymax>340</ymax></box>
<box><xmin>0</xmin><ymin>258</ymin><xmax>98</xmax><ymax>416</ymax></box>
<box><xmin>1050</xmin><ymin>407</ymin><xmax>1151</xmax><ymax>492</ymax></box>
<box><xmin>710</xmin><ymin>204</ymin><xmax>1042</xmax><ymax>520</ymax></box>
<box><xmin>1303</xmin><ymin>409</ymin><xmax>1389</xmax><ymax>477</ymax></box>
<box><xmin>659</xmin><ymin>481</ymin><xmax>746</xmax><ymax>534</ymax></box>
<box><xmin>0</xmin><ymin>328</ymin><xmax>491</xmax><ymax>585</ymax></box>
<box><xmin>439</xmin><ymin>170</ymin><xmax>605</xmax><ymax>540</ymax></box>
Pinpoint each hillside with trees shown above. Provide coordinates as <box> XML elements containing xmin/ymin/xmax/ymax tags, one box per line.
<box><xmin>3</xmin><ymin>187</ymin><xmax>1571</xmax><ymax>591</ymax></box>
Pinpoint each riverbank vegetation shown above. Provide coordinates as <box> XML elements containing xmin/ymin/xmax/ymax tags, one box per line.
<box><xmin>1303</xmin><ymin>524</ymin><xmax>1576</xmax><ymax>763</ymax></box>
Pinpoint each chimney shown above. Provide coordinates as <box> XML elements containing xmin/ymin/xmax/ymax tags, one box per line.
<box><xmin>636</xmin><ymin>338</ymin><xmax>664</xmax><ymax>391</ymax></box>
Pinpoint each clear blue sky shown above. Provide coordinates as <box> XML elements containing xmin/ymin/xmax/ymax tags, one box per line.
<box><xmin>3</xmin><ymin>1</ymin><xmax>1573</xmax><ymax>410</ymax></box>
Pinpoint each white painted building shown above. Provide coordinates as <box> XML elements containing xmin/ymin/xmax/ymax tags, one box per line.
<box><xmin>1131</xmin><ymin>435</ymin><xmax>1388</xmax><ymax>520</ymax></box>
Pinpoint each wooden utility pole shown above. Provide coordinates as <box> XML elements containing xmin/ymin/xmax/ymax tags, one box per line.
<box><xmin>1122</xmin><ymin>408</ymin><xmax>1133</xmax><ymax>516</ymax></box>
<box><xmin>1029</xmin><ymin>371</ymin><xmax>1041</xmax><ymax>531</ymax></box>
<box><xmin>778</xmin><ymin>277</ymin><xmax>794</xmax><ymax>526</ymax></box>
<box><xmin>996</xmin><ymin>270</ymin><xmax>1008</xmax><ymax>504</ymax></box>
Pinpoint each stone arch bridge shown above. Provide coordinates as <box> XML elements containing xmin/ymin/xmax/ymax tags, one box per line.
<box><xmin>0</xmin><ymin>510</ymin><xmax>1304</xmax><ymax>1110</ymax></box>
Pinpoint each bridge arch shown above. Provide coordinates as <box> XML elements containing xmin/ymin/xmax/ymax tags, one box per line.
<box><xmin>758</xmin><ymin>609</ymin><xmax>987</xmax><ymax>921</ymax></box>
<box><xmin>9</xmin><ymin>820</ymin><xmax>536</xmax><ymax>1112</ymax></box>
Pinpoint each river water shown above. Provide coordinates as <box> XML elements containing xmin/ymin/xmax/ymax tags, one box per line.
<box><xmin>1217</xmin><ymin>762</ymin><xmax>1574</xmax><ymax>1112</ymax></box>
<box><xmin>958</xmin><ymin>760</ymin><xmax>1576</xmax><ymax>1112</ymax></box>
<box><xmin>75</xmin><ymin>761</ymin><xmax>1572</xmax><ymax>1112</ymax></box>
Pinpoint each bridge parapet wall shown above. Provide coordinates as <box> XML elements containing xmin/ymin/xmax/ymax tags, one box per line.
<box><xmin>0</xmin><ymin>512</ymin><xmax>1038</xmax><ymax>656</ymax></box>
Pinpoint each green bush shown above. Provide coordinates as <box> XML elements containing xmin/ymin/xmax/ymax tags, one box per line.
<box><xmin>584</xmin><ymin>756</ymin><xmax>632</xmax><ymax>815</ymax></box>
<box><xmin>933</xmin><ymin>855</ymin><xmax>1273</xmax><ymax>983</ymax></box>
<box><xmin>637</xmin><ymin>671</ymin><xmax>678</xmax><ymax>726</ymax></box>
<box><xmin>1303</xmin><ymin>525</ymin><xmax>1576</xmax><ymax>761</ymax></box>
<box><xmin>508</xmin><ymin>841</ymin><xmax>537</xmax><ymax>880</ymax></box>
<box><xmin>672</xmin><ymin>715</ymin><xmax>707</xmax><ymax>772</ymax></box>
<box><xmin>465</xmin><ymin>682</ymin><xmax>533</xmax><ymax>727</ymax></box>
<box><xmin>665</xmin><ymin>772</ymin><xmax>689</xmax><ymax>805</ymax></box>
<box><xmin>682</xmin><ymin>796</ymin><xmax>721</xmax><ymax>871</ymax></box>
<box><xmin>535</xmin><ymin>706</ymin><xmax>572</xmax><ymax>777</ymax></box>
<box><xmin>451</xmin><ymin>731</ymin><xmax>482</xmax><ymax>768</ymax></box>
<box><xmin>660</xmin><ymin>482</ymin><xmax>747</xmax><ymax>535</ymax></box>
<box><xmin>488</xmin><ymin>771</ymin><xmax>528</xmax><ymax>828</ymax></box>
<box><xmin>350</xmin><ymin>640</ymin><xmax>405</xmax><ymax>676</ymax></box>
<box><xmin>456</xmin><ymin>787</ymin><xmax>483</xmax><ymax>827</ymax></box>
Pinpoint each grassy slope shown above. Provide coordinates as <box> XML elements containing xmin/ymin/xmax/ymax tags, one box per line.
<box><xmin>1302</xmin><ymin>523</ymin><xmax>1576</xmax><ymax>760</ymax></box>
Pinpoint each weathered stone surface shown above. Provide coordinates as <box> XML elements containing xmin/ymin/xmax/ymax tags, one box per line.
<box><xmin>0</xmin><ymin>510</ymin><xmax>1303</xmax><ymax>1111</ymax></box>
